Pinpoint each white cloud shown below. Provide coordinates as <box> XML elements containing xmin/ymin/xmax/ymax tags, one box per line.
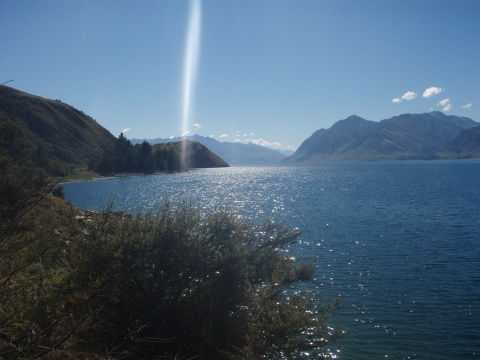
<box><xmin>462</xmin><ymin>103</ymin><xmax>473</xmax><ymax>109</ymax></box>
<box><xmin>392</xmin><ymin>91</ymin><xmax>417</xmax><ymax>103</ymax></box>
<box><xmin>122</xmin><ymin>127</ymin><xmax>131</xmax><ymax>133</ymax></box>
<box><xmin>208</xmin><ymin>134</ymin><xmax>214</xmax><ymax>138</ymax></box>
<box><xmin>234</xmin><ymin>139</ymin><xmax>242</xmax><ymax>143</ymax></box>
<box><xmin>438</xmin><ymin>99</ymin><xmax>450</xmax><ymax>107</ymax></box>
<box><xmin>401</xmin><ymin>91</ymin><xmax>417</xmax><ymax>101</ymax></box>
<box><xmin>182</xmin><ymin>130</ymin><xmax>191</xmax><ymax>136</ymax></box>
<box><xmin>169</xmin><ymin>135</ymin><xmax>175</xmax><ymax>139</ymax></box>
<box><xmin>422</xmin><ymin>87</ymin><xmax>443</xmax><ymax>98</ymax></box>
<box><xmin>219</xmin><ymin>133</ymin><xmax>229</xmax><ymax>138</ymax></box>
<box><xmin>193</xmin><ymin>123</ymin><xmax>203</xmax><ymax>129</ymax></box>
<box><xmin>437</xmin><ymin>98</ymin><xmax>452</xmax><ymax>111</ymax></box>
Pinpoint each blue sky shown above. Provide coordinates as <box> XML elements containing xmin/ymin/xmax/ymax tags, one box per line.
<box><xmin>1</xmin><ymin>0</ymin><xmax>479</xmax><ymax>150</ymax></box>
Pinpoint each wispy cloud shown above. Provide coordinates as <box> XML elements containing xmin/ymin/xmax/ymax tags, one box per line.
<box><xmin>218</xmin><ymin>131</ymin><xmax>294</xmax><ymax>151</ymax></box>
<box><xmin>251</xmin><ymin>138</ymin><xmax>283</xmax><ymax>149</ymax></box>
<box><xmin>193</xmin><ymin>123</ymin><xmax>203</xmax><ymax>129</ymax></box>
<box><xmin>392</xmin><ymin>91</ymin><xmax>417</xmax><ymax>103</ymax></box>
<box><xmin>182</xmin><ymin>130</ymin><xmax>191</xmax><ymax>136</ymax></box>
<box><xmin>422</xmin><ymin>86</ymin><xmax>443</xmax><ymax>98</ymax></box>
<box><xmin>122</xmin><ymin>127</ymin><xmax>131</xmax><ymax>133</ymax></box>
<box><xmin>437</xmin><ymin>98</ymin><xmax>452</xmax><ymax>111</ymax></box>
<box><xmin>462</xmin><ymin>103</ymin><xmax>473</xmax><ymax>109</ymax></box>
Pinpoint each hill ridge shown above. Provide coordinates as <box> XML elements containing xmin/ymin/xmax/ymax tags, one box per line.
<box><xmin>0</xmin><ymin>85</ymin><xmax>116</xmax><ymax>165</ymax></box>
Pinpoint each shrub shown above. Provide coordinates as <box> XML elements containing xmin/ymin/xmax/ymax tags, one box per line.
<box><xmin>60</xmin><ymin>201</ymin><xmax>345</xmax><ymax>359</ymax></box>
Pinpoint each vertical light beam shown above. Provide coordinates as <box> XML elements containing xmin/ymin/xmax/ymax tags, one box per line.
<box><xmin>181</xmin><ymin>0</ymin><xmax>201</xmax><ymax>167</ymax></box>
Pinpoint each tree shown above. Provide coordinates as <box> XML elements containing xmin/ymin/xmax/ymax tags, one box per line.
<box><xmin>113</xmin><ymin>132</ymin><xmax>135</xmax><ymax>173</ymax></box>
<box><xmin>136</xmin><ymin>141</ymin><xmax>155</xmax><ymax>174</ymax></box>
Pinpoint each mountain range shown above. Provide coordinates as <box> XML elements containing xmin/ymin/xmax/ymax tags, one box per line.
<box><xmin>131</xmin><ymin>134</ymin><xmax>287</xmax><ymax>166</ymax></box>
<box><xmin>283</xmin><ymin>112</ymin><xmax>480</xmax><ymax>162</ymax></box>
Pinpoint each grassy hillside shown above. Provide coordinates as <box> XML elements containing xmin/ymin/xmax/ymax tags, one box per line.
<box><xmin>0</xmin><ymin>86</ymin><xmax>116</xmax><ymax>166</ymax></box>
<box><xmin>153</xmin><ymin>140</ymin><xmax>229</xmax><ymax>168</ymax></box>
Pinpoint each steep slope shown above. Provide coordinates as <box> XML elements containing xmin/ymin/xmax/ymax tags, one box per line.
<box><xmin>133</xmin><ymin>134</ymin><xmax>286</xmax><ymax>165</ymax></box>
<box><xmin>445</xmin><ymin>125</ymin><xmax>480</xmax><ymax>158</ymax></box>
<box><xmin>283</xmin><ymin>112</ymin><xmax>479</xmax><ymax>162</ymax></box>
<box><xmin>153</xmin><ymin>140</ymin><xmax>229</xmax><ymax>168</ymax></box>
<box><xmin>351</xmin><ymin>113</ymin><xmax>472</xmax><ymax>160</ymax></box>
<box><xmin>0</xmin><ymin>86</ymin><xmax>116</xmax><ymax>165</ymax></box>
<box><xmin>283</xmin><ymin>115</ymin><xmax>376</xmax><ymax>162</ymax></box>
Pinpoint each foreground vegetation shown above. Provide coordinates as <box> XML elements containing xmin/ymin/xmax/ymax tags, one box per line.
<box><xmin>0</xmin><ymin>122</ymin><xmax>344</xmax><ymax>358</ymax></box>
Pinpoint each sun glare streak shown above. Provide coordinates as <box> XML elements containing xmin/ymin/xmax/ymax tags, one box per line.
<box><xmin>181</xmin><ymin>0</ymin><xmax>201</xmax><ymax>166</ymax></box>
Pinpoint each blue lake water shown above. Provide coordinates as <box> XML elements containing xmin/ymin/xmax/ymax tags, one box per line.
<box><xmin>63</xmin><ymin>161</ymin><xmax>480</xmax><ymax>359</ymax></box>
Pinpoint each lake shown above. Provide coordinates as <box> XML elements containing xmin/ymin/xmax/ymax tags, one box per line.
<box><xmin>63</xmin><ymin>161</ymin><xmax>480</xmax><ymax>359</ymax></box>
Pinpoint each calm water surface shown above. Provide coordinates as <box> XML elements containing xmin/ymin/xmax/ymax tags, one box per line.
<box><xmin>63</xmin><ymin>161</ymin><xmax>480</xmax><ymax>359</ymax></box>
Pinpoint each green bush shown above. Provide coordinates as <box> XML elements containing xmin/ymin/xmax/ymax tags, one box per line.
<box><xmin>58</xmin><ymin>201</ymin><xmax>344</xmax><ymax>359</ymax></box>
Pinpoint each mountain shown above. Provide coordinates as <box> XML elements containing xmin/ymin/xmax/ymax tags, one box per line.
<box><xmin>132</xmin><ymin>134</ymin><xmax>286</xmax><ymax>166</ymax></box>
<box><xmin>0</xmin><ymin>86</ymin><xmax>116</xmax><ymax>165</ymax></box>
<box><xmin>284</xmin><ymin>115</ymin><xmax>377</xmax><ymax>162</ymax></box>
<box><xmin>445</xmin><ymin>125</ymin><xmax>480</xmax><ymax>158</ymax></box>
<box><xmin>283</xmin><ymin>112</ymin><xmax>480</xmax><ymax>162</ymax></box>
<box><xmin>152</xmin><ymin>140</ymin><xmax>229</xmax><ymax>168</ymax></box>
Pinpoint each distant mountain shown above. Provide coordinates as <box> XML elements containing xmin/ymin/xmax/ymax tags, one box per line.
<box><xmin>283</xmin><ymin>112</ymin><xmax>480</xmax><ymax>162</ymax></box>
<box><xmin>278</xmin><ymin>149</ymin><xmax>295</xmax><ymax>157</ymax></box>
<box><xmin>132</xmin><ymin>134</ymin><xmax>286</xmax><ymax>166</ymax></box>
<box><xmin>0</xmin><ymin>86</ymin><xmax>116</xmax><ymax>165</ymax></box>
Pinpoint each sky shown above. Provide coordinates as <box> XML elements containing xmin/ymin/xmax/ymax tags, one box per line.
<box><xmin>1</xmin><ymin>0</ymin><xmax>479</xmax><ymax>151</ymax></box>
